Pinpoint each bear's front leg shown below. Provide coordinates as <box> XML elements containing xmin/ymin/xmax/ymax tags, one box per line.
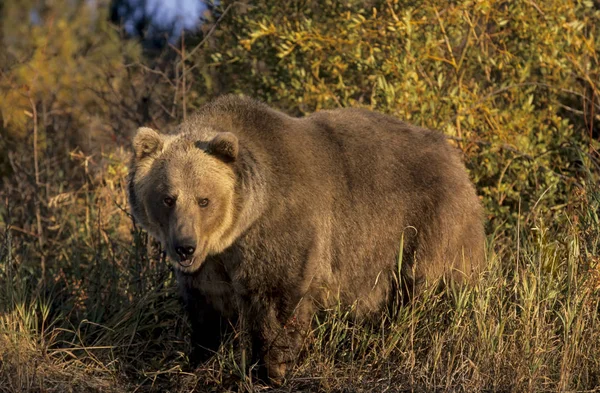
<box><xmin>186</xmin><ymin>293</ymin><xmax>235</xmax><ymax>366</ymax></box>
<box><xmin>249</xmin><ymin>303</ymin><xmax>309</xmax><ymax>385</ymax></box>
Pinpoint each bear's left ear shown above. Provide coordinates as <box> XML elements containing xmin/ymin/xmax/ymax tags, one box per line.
<box><xmin>133</xmin><ymin>127</ymin><xmax>164</xmax><ymax>161</ymax></box>
<box><xmin>207</xmin><ymin>132</ymin><xmax>239</xmax><ymax>162</ymax></box>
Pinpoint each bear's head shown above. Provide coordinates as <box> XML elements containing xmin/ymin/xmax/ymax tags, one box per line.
<box><xmin>128</xmin><ymin>127</ymin><xmax>239</xmax><ymax>273</ymax></box>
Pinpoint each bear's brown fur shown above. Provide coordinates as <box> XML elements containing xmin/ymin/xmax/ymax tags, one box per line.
<box><xmin>128</xmin><ymin>95</ymin><xmax>485</xmax><ymax>383</ymax></box>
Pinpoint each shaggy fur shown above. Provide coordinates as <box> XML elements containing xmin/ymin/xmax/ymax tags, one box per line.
<box><xmin>128</xmin><ymin>95</ymin><xmax>485</xmax><ymax>383</ymax></box>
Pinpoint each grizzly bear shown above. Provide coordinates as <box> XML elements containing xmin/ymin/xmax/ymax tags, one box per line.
<box><xmin>128</xmin><ymin>95</ymin><xmax>485</xmax><ymax>384</ymax></box>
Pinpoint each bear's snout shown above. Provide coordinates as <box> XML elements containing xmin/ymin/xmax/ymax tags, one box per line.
<box><xmin>174</xmin><ymin>240</ymin><xmax>196</xmax><ymax>262</ymax></box>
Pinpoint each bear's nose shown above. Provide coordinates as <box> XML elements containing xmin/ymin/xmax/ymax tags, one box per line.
<box><xmin>175</xmin><ymin>244</ymin><xmax>196</xmax><ymax>261</ymax></box>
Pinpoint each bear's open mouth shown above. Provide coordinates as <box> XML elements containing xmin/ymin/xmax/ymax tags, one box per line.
<box><xmin>178</xmin><ymin>258</ymin><xmax>194</xmax><ymax>267</ymax></box>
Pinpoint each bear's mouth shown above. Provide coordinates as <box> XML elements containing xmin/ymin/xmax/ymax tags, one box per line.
<box><xmin>173</xmin><ymin>256</ymin><xmax>200</xmax><ymax>273</ymax></box>
<box><xmin>167</xmin><ymin>241</ymin><xmax>208</xmax><ymax>273</ymax></box>
<box><xmin>178</xmin><ymin>258</ymin><xmax>194</xmax><ymax>268</ymax></box>
<box><xmin>171</xmin><ymin>250</ymin><xmax>208</xmax><ymax>273</ymax></box>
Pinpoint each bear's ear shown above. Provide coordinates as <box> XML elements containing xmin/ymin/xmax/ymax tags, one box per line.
<box><xmin>133</xmin><ymin>127</ymin><xmax>164</xmax><ymax>161</ymax></box>
<box><xmin>206</xmin><ymin>132</ymin><xmax>238</xmax><ymax>162</ymax></box>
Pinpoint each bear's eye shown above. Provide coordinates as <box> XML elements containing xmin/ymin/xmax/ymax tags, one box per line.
<box><xmin>163</xmin><ymin>196</ymin><xmax>175</xmax><ymax>207</ymax></box>
<box><xmin>198</xmin><ymin>198</ymin><xmax>210</xmax><ymax>208</ymax></box>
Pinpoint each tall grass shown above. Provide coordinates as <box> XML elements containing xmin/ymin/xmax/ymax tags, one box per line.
<box><xmin>1</xmin><ymin>151</ymin><xmax>599</xmax><ymax>392</ymax></box>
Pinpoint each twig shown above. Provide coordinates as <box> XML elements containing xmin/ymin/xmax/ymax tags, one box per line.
<box><xmin>29</xmin><ymin>95</ymin><xmax>46</xmax><ymax>279</ymax></box>
<box><xmin>182</xmin><ymin>3</ymin><xmax>239</xmax><ymax>62</ymax></box>
<box><xmin>448</xmin><ymin>82</ymin><xmax>600</xmax><ymax>125</ymax></box>
<box><xmin>433</xmin><ymin>6</ymin><xmax>458</xmax><ymax>70</ymax></box>
<box><xmin>448</xmin><ymin>136</ymin><xmax>585</xmax><ymax>187</ymax></box>
<box><xmin>5</xmin><ymin>225</ymin><xmax>39</xmax><ymax>238</ymax></box>
<box><xmin>528</xmin><ymin>0</ymin><xmax>545</xmax><ymax>17</ymax></box>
